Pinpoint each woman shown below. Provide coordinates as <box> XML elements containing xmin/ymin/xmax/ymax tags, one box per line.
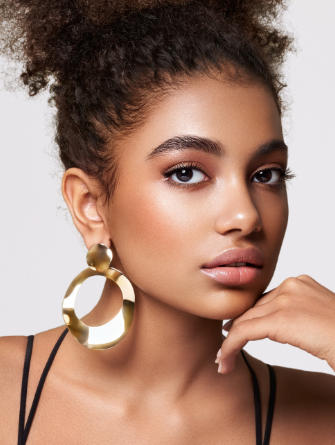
<box><xmin>0</xmin><ymin>0</ymin><xmax>334</xmax><ymax>444</ymax></box>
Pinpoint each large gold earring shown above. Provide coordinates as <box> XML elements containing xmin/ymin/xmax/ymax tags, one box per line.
<box><xmin>62</xmin><ymin>243</ymin><xmax>135</xmax><ymax>350</ymax></box>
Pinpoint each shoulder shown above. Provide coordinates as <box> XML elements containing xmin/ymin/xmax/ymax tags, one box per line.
<box><xmin>0</xmin><ymin>333</ymin><xmax>29</xmax><ymax>439</ymax></box>
<box><xmin>0</xmin><ymin>325</ymin><xmax>67</xmax><ymax>369</ymax></box>
<box><xmin>0</xmin><ymin>325</ymin><xmax>68</xmax><ymax>385</ymax></box>
<box><xmin>272</xmin><ymin>362</ymin><xmax>335</xmax><ymax>444</ymax></box>
<box><xmin>0</xmin><ymin>333</ymin><xmax>28</xmax><ymax>385</ymax></box>
<box><xmin>244</xmin><ymin>353</ymin><xmax>335</xmax><ymax>444</ymax></box>
<box><xmin>274</xmin><ymin>362</ymin><xmax>335</xmax><ymax>404</ymax></box>
<box><xmin>0</xmin><ymin>326</ymin><xmax>67</xmax><ymax>440</ymax></box>
<box><xmin>247</xmin><ymin>352</ymin><xmax>335</xmax><ymax>404</ymax></box>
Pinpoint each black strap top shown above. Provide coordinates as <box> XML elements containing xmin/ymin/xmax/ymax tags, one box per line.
<box><xmin>17</xmin><ymin>328</ymin><xmax>276</xmax><ymax>445</ymax></box>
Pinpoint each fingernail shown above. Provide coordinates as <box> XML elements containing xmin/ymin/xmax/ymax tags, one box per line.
<box><xmin>217</xmin><ymin>361</ymin><xmax>224</xmax><ymax>373</ymax></box>
<box><xmin>223</xmin><ymin>320</ymin><xmax>232</xmax><ymax>330</ymax></box>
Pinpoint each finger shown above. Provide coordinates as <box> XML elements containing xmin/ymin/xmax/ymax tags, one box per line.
<box><xmin>223</xmin><ymin>290</ymin><xmax>280</xmax><ymax>331</ymax></box>
<box><xmin>296</xmin><ymin>274</ymin><xmax>314</xmax><ymax>282</ymax></box>
<box><xmin>223</xmin><ymin>299</ymin><xmax>276</xmax><ymax>331</ymax></box>
<box><xmin>253</xmin><ymin>287</ymin><xmax>279</xmax><ymax>306</ymax></box>
<box><xmin>218</xmin><ymin>313</ymin><xmax>280</xmax><ymax>373</ymax></box>
<box><xmin>296</xmin><ymin>274</ymin><xmax>326</xmax><ymax>290</ymax></box>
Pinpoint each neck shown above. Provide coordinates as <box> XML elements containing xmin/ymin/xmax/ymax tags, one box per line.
<box><xmin>64</xmin><ymin>280</ymin><xmax>251</xmax><ymax>403</ymax></box>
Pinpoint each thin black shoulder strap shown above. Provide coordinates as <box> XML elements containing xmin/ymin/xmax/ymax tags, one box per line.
<box><xmin>240</xmin><ymin>350</ymin><xmax>277</xmax><ymax>445</ymax></box>
<box><xmin>240</xmin><ymin>349</ymin><xmax>262</xmax><ymax>445</ymax></box>
<box><xmin>18</xmin><ymin>328</ymin><xmax>69</xmax><ymax>445</ymax></box>
<box><xmin>263</xmin><ymin>363</ymin><xmax>276</xmax><ymax>445</ymax></box>
<box><xmin>18</xmin><ymin>334</ymin><xmax>34</xmax><ymax>445</ymax></box>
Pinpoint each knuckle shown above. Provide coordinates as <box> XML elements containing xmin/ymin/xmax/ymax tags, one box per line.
<box><xmin>232</xmin><ymin>320</ymin><xmax>246</xmax><ymax>334</ymax></box>
<box><xmin>297</xmin><ymin>274</ymin><xmax>311</xmax><ymax>280</ymax></box>
<box><xmin>283</xmin><ymin>276</ymin><xmax>300</xmax><ymax>290</ymax></box>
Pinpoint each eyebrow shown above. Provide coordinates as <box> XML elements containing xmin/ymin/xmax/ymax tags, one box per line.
<box><xmin>145</xmin><ymin>135</ymin><xmax>288</xmax><ymax>160</ymax></box>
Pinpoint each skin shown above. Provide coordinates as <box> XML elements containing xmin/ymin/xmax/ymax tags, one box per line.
<box><xmin>217</xmin><ymin>274</ymin><xmax>335</xmax><ymax>374</ymax></box>
<box><xmin>0</xmin><ymin>72</ymin><xmax>335</xmax><ymax>444</ymax></box>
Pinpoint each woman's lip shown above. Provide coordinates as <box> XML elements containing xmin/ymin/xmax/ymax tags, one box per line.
<box><xmin>200</xmin><ymin>266</ymin><xmax>262</xmax><ymax>286</ymax></box>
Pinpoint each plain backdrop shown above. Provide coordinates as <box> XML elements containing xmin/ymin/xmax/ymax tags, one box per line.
<box><xmin>0</xmin><ymin>0</ymin><xmax>334</xmax><ymax>376</ymax></box>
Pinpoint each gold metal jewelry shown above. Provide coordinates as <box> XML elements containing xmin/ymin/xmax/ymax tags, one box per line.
<box><xmin>62</xmin><ymin>243</ymin><xmax>135</xmax><ymax>350</ymax></box>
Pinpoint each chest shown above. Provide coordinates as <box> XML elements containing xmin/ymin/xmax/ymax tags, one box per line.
<box><xmin>20</xmin><ymin>390</ymin><xmax>258</xmax><ymax>445</ymax></box>
<box><xmin>2</xmin><ymin>366</ymin><xmax>333</xmax><ymax>445</ymax></box>
<box><xmin>19</xmin><ymin>384</ymin><xmax>335</xmax><ymax>445</ymax></box>
<box><xmin>14</xmin><ymin>400</ymin><xmax>332</xmax><ymax>445</ymax></box>
<box><xmin>7</xmin><ymin>373</ymin><xmax>268</xmax><ymax>445</ymax></box>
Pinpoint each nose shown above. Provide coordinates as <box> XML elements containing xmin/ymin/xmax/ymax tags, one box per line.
<box><xmin>214</xmin><ymin>178</ymin><xmax>262</xmax><ymax>237</ymax></box>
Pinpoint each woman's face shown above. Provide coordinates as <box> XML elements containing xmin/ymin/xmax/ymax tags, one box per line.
<box><xmin>105</xmin><ymin>73</ymin><xmax>289</xmax><ymax>320</ymax></box>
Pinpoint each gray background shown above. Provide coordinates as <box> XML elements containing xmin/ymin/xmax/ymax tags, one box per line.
<box><xmin>0</xmin><ymin>0</ymin><xmax>334</xmax><ymax>375</ymax></box>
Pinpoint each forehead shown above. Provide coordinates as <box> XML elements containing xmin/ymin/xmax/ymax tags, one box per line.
<box><xmin>117</xmin><ymin>74</ymin><xmax>283</xmax><ymax>161</ymax></box>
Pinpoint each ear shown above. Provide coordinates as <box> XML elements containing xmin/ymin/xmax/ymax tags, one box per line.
<box><xmin>61</xmin><ymin>168</ymin><xmax>110</xmax><ymax>249</ymax></box>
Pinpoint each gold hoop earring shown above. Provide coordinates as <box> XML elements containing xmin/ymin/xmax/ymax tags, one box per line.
<box><xmin>62</xmin><ymin>243</ymin><xmax>135</xmax><ymax>350</ymax></box>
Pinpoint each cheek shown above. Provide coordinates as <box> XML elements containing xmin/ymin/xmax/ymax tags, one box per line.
<box><xmin>109</xmin><ymin>182</ymin><xmax>201</xmax><ymax>285</ymax></box>
<box><xmin>263</xmin><ymin>189</ymin><xmax>288</xmax><ymax>241</ymax></box>
<box><xmin>107</xmin><ymin>177</ymin><xmax>289</xmax><ymax>318</ymax></box>
<box><xmin>257</xmin><ymin>188</ymin><xmax>288</xmax><ymax>267</ymax></box>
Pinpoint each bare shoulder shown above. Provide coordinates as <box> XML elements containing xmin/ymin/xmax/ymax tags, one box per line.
<box><xmin>272</xmin><ymin>362</ymin><xmax>335</xmax><ymax>444</ymax></box>
<box><xmin>274</xmin><ymin>362</ymin><xmax>335</xmax><ymax>404</ymax></box>
<box><xmin>0</xmin><ymin>333</ymin><xmax>27</xmax><ymax>389</ymax></box>
<box><xmin>0</xmin><ymin>325</ymin><xmax>66</xmax><ymax>443</ymax></box>
<box><xmin>0</xmin><ymin>333</ymin><xmax>29</xmax><ymax>442</ymax></box>
<box><xmin>0</xmin><ymin>325</ymin><xmax>67</xmax><ymax>372</ymax></box>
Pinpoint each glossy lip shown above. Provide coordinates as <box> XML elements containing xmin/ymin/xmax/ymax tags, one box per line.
<box><xmin>200</xmin><ymin>265</ymin><xmax>262</xmax><ymax>286</ymax></box>
<box><xmin>201</xmin><ymin>247</ymin><xmax>264</xmax><ymax>269</ymax></box>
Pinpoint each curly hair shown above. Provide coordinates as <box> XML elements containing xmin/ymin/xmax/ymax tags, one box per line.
<box><xmin>0</xmin><ymin>0</ymin><xmax>295</xmax><ymax>200</ymax></box>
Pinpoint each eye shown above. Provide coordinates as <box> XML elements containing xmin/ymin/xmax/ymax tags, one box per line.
<box><xmin>163</xmin><ymin>162</ymin><xmax>208</xmax><ymax>188</ymax></box>
<box><xmin>253</xmin><ymin>167</ymin><xmax>295</xmax><ymax>185</ymax></box>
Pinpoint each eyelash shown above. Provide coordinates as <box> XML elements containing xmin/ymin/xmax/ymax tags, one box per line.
<box><xmin>163</xmin><ymin>161</ymin><xmax>296</xmax><ymax>189</ymax></box>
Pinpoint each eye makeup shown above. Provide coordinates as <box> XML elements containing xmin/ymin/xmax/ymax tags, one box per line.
<box><xmin>163</xmin><ymin>162</ymin><xmax>295</xmax><ymax>189</ymax></box>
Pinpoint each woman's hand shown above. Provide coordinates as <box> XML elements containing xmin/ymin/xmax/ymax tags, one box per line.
<box><xmin>215</xmin><ymin>274</ymin><xmax>335</xmax><ymax>374</ymax></box>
